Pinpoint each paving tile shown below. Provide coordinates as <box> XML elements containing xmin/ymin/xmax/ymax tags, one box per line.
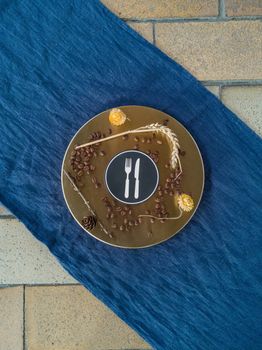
<box><xmin>221</xmin><ymin>86</ymin><xmax>262</xmax><ymax>136</ymax></box>
<box><xmin>0</xmin><ymin>219</ymin><xmax>76</xmax><ymax>284</ymax></box>
<box><xmin>25</xmin><ymin>285</ymin><xmax>150</xmax><ymax>350</ymax></box>
<box><xmin>0</xmin><ymin>286</ymin><xmax>23</xmax><ymax>350</ymax></box>
<box><xmin>102</xmin><ymin>0</ymin><xmax>218</xmax><ymax>18</ymax></box>
<box><xmin>129</xmin><ymin>22</ymin><xmax>153</xmax><ymax>43</ymax></box>
<box><xmin>206</xmin><ymin>85</ymin><xmax>220</xmax><ymax>97</ymax></box>
<box><xmin>155</xmin><ymin>21</ymin><xmax>262</xmax><ymax>81</ymax></box>
<box><xmin>225</xmin><ymin>0</ymin><xmax>262</xmax><ymax>16</ymax></box>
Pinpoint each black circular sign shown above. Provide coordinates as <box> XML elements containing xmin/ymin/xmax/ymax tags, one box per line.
<box><xmin>105</xmin><ymin>150</ymin><xmax>159</xmax><ymax>204</ymax></box>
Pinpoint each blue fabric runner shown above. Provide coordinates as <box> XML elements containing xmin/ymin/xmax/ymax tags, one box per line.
<box><xmin>0</xmin><ymin>1</ymin><xmax>261</xmax><ymax>349</ymax></box>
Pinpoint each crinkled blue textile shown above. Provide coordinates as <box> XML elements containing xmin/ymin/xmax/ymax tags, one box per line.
<box><xmin>0</xmin><ymin>1</ymin><xmax>261</xmax><ymax>349</ymax></box>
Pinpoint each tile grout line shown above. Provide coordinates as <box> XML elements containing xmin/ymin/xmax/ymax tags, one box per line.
<box><xmin>0</xmin><ymin>283</ymin><xmax>81</xmax><ymax>288</ymax></box>
<box><xmin>125</xmin><ymin>16</ymin><xmax>262</xmax><ymax>23</ymax></box>
<box><xmin>152</xmin><ymin>22</ymin><xmax>156</xmax><ymax>45</ymax></box>
<box><xmin>218</xmin><ymin>85</ymin><xmax>222</xmax><ymax>100</ymax></box>
<box><xmin>218</xmin><ymin>0</ymin><xmax>226</xmax><ymax>19</ymax></box>
<box><xmin>23</xmin><ymin>285</ymin><xmax>26</xmax><ymax>350</ymax></box>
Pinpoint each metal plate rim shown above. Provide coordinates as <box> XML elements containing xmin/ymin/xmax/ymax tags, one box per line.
<box><xmin>61</xmin><ymin>105</ymin><xmax>205</xmax><ymax>249</ymax></box>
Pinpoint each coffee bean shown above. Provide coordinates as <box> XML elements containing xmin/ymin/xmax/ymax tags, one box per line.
<box><xmin>95</xmin><ymin>183</ymin><xmax>101</xmax><ymax>189</ymax></box>
<box><xmin>165</xmin><ymin>163</ymin><xmax>170</xmax><ymax>168</ymax></box>
<box><xmin>134</xmin><ymin>136</ymin><xmax>139</xmax><ymax>142</ymax></box>
<box><xmin>93</xmin><ymin>151</ymin><xmax>98</xmax><ymax>158</ymax></box>
<box><xmin>141</xmin><ymin>137</ymin><xmax>146</xmax><ymax>143</ymax></box>
<box><xmin>138</xmin><ymin>217</ymin><xmax>142</xmax><ymax>223</ymax></box>
<box><xmin>90</xmin><ymin>165</ymin><xmax>95</xmax><ymax>171</ymax></box>
<box><xmin>146</xmin><ymin>138</ymin><xmax>151</xmax><ymax>144</ymax></box>
<box><xmin>169</xmin><ymin>191</ymin><xmax>174</xmax><ymax>196</ymax></box>
<box><xmin>145</xmin><ymin>210</ymin><xmax>151</xmax><ymax>215</ymax></box>
<box><xmin>106</xmin><ymin>213</ymin><xmax>110</xmax><ymax>219</ymax></box>
<box><xmin>164</xmin><ymin>183</ymin><xmax>169</xmax><ymax>189</ymax></box>
<box><xmin>152</xmin><ymin>133</ymin><xmax>156</xmax><ymax>139</ymax></box>
<box><xmin>128</xmin><ymin>220</ymin><xmax>133</xmax><ymax>227</ymax></box>
<box><xmin>122</xmin><ymin>135</ymin><xmax>128</xmax><ymax>140</ymax></box>
<box><xmin>111</xmin><ymin>223</ymin><xmax>117</xmax><ymax>229</ymax></box>
<box><xmin>150</xmin><ymin>218</ymin><xmax>155</xmax><ymax>223</ymax></box>
<box><xmin>164</xmin><ymin>189</ymin><xmax>169</xmax><ymax>195</ymax></box>
<box><xmin>121</xmin><ymin>210</ymin><xmax>126</xmax><ymax>216</ymax></box>
<box><xmin>134</xmin><ymin>144</ymin><xmax>139</xmax><ymax>150</ymax></box>
<box><xmin>77</xmin><ymin>170</ymin><xmax>84</xmax><ymax>177</ymax></box>
<box><xmin>155</xmin><ymin>198</ymin><xmax>161</xmax><ymax>203</ymax></box>
<box><xmin>110</xmin><ymin>213</ymin><xmax>114</xmax><ymax>219</ymax></box>
<box><xmin>155</xmin><ymin>203</ymin><xmax>161</xmax><ymax>209</ymax></box>
<box><xmin>99</xmin><ymin>151</ymin><xmax>105</xmax><ymax>156</ymax></box>
<box><xmin>124</xmin><ymin>206</ymin><xmax>129</xmax><ymax>211</ymax></box>
<box><xmin>134</xmin><ymin>220</ymin><xmax>139</xmax><ymax>226</ymax></box>
<box><xmin>166</xmin><ymin>178</ymin><xmax>171</xmax><ymax>183</ymax></box>
<box><xmin>180</xmin><ymin>150</ymin><xmax>186</xmax><ymax>156</ymax></box>
<box><xmin>158</xmin><ymin>190</ymin><xmax>163</xmax><ymax>197</ymax></box>
<box><xmin>108</xmin><ymin>128</ymin><xmax>112</xmax><ymax>135</ymax></box>
<box><xmin>157</xmin><ymin>186</ymin><xmax>162</xmax><ymax>191</ymax></box>
<box><xmin>160</xmin><ymin>219</ymin><xmax>166</xmax><ymax>223</ymax></box>
<box><xmin>128</xmin><ymin>209</ymin><xmax>132</xmax><ymax>215</ymax></box>
<box><xmin>163</xmin><ymin>119</ymin><xmax>169</xmax><ymax>126</ymax></box>
<box><xmin>156</xmin><ymin>140</ymin><xmax>162</xmax><ymax>144</ymax></box>
<box><xmin>120</xmin><ymin>225</ymin><xmax>124</xmax><ymax>231</ymax></box>
<box><xmin>124</xmin><ymin>218</ymin><xmax>128</xmax><ymax>224</ymax></box>
<box><xmin>116</xmin><ymin>206</ymin><xmax>121</xmax><ymax>212</ymax></box>
<box><xmin>91</xmin><ymin>176</ymin><xmax>97</xmax><ymax>184</ymax></box>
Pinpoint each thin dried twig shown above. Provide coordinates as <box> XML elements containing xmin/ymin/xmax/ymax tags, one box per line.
<box><xmin>63</xmin><ymin>170</ymin><xmax>112</xmax><ymax>238</ymax></box>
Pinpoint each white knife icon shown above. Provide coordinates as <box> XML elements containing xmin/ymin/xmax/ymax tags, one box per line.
<box><xmin>134</xmin><ymin>158</ymin><xmax>140</xmax><ymax>199</ymax></box>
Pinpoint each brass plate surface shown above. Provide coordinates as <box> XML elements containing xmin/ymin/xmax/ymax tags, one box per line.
<box><xmin>61</xmin><ymin>106</ymin><xmax>204</xmax><ymax>248</ymax></box>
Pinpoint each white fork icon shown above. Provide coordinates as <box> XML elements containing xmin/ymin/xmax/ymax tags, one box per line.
<box><xmin>124</xmin><ymin>158</ymin><xmax>132</xmax><ymax>198</ymax></box>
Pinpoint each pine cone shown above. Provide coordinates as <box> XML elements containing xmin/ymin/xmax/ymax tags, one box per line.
<box><xmin>82</xmin><ymin>215</ymin><xmax>97</xmax><ymax>230</ymax></box>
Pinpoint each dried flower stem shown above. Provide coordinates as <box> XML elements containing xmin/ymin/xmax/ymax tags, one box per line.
<box><xmin>75</xmin><ymin>123</ymin><xmax>181</xmax><ymax>170</ymax></box>
<box><xmin>75</xmin><ymin>129</ymin><xmax>159</xmax><ymax>148</ymax></box>
<box><xmin>63</xmin><ymin>170</ymin><xmax>112</xmax><ymax>238</ymax></box>
<box><xmin>138</xmin><ymin>209</ymin><xmax>183</xmax><ymax>221</ymax></box>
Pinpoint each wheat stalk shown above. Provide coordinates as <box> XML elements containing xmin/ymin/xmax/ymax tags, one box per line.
<box><xmin>63</xmin><ymin>170</ymin><xmax>112</xmax><ymax>238</ymax></box>
<box><xmin>136</xmin><ymin>123</ymin><xmax>180</xmax><ymax>169</ymax></box>
<box><xmin>75</xmin><ymin>123</ymin><xmax>181</xmax><ymax>169</ymax></box>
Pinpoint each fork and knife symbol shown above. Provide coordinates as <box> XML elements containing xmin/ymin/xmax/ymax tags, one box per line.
<box><xmin>124</xmin><ymin>158</ymin><xmax>140</xmax><ymax>199</ymax></box>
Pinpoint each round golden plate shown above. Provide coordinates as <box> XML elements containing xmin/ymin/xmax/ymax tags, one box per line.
<box><xmin>61</xmin><ymin>106</ymin><xmax>204</xmax><ymax>249</ymax></box>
